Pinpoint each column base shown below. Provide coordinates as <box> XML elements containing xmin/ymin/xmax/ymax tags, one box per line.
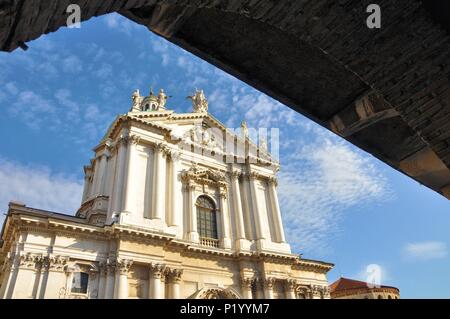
<box><xmin>255</xmin><ymin>239</ymin><xmax>292</xmax><ymax>254</ymax></box>
<box><xmin>188</xmin><ymin>232</ymin><xmax>199</xmax><ymax>243</ymax></box>
<box><xmin>235</xmin><ymin>238</ymin><xmax>252</xmax><ymax>252</ymax></box>
<box><xmin>220</xmin><ymin>238</ymin><xmax>232</xmax><ymax>249</ymax></box>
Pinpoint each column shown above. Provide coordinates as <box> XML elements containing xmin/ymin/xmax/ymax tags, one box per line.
<box><xmin>97</xmin><ymin>263</ymin><xmax>107</xmax><ymax>299</ymax></box>
<box><xmin>186</xmin><ymin>183</ymin><xmax>199</xmax><ymax>242</ymax></box>
<box><xmin>81</xmin><ymin>172</ymin><xmax>92</xmax><ymax>202</ymax></box>
<box><xmin>249</xmin><ymin>172</ymin><xmax>265</xmax><ymax>240</ymax></box>
<box><xmin>241</xmin><ymin>175</ymin><xmax>255</xmax><ymax>240</ymax></box>
<box><xmin>115</xmin><ymin>259</ymin><xmax>132</xmax><ymax>299</ymax></box>
<box><xmin>91</xmin><ymin>158</ymin><xmax>101</xmax><ymax>197</ymax></box>
<box><xmin>123</xmin><ymin>136</ymin><xmax>139</xmax><ymax>213</ymax></box>
<box><xmin>111</xmin><ymin>136</ymin><xmax>128</xmax><ymax>214</ymax></box>
<box><xmin>285</xmin><ymin>279</ymin><xmax>297</xmax><ymax>299</ymax></box>
<box><xmin>11</xmin><ymin>253</ymin><xmax>40</xmax><ymax>299</ymax></box>
<box><xmin>230</xmin><ymin>171</ymin><xmax>246</xmax><ymax>240</ymax></box>
<box><xmin>169</xmin><ymin>151</ymin><xmax>181</xmax><ymax>227</ymax></box>
<box><xmin>148</xmin><ymin>264</ymin><xmax>165</xmax><ymax>299</ymax></box>
<box><xmin>35</xmin><ymin>258</ymin><xmax>49</xmax><ymax>299</ymax></box>
<box><xmin>268</xmin><ymin>178</ymin><xmax>286</xmax><ymax>243</ymax></box>
<box><xmin>219</xmin><ymin>188</ymin><xmax>231</xmax><ymax>249</ymax></box>
<box><xmin>241</xmin><ymin>277</ymin><xmax>253</xmax><ymax>299</ymax></box>
<box><xmin>168</xmin><ymin>269</ymin><xmax>183</xmax><ymax>299</ymax></box>
<box><xmin>263</xmin><ymin>278</ymin><xmax>274</xmax><ymax>299</ymax></box>
<box><xmin>93</xmin><ymin>154</ymin><xmax>108</xmax><ymax>195</ymax></box>
<box><xmin>104</xmin><ymin>261</ymin><xmax>116</xmax><ymax>299</ymax></box>
<box><xmin>153</xmin><ymin>143</ymin><xmax>167</xmax><ymax>220</ymax></box>
<box><xmin>43</xmin><ymin>256</ymin><xmax>69</xmax><ymax>299</ymax></box>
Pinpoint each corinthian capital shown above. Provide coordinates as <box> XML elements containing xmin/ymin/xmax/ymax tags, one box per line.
<box><xmin>155</xmin><ymin>143</ymin><xmax>170</xmax><ymax>157</ymax></box>
<box><xmin>240</xmin><ymin>277</ymin><xmax>255</xmax><ymax>289</ymax></box>
<box><xmin>19</xmin><ymin>252</ymin><xmax>43</xmax><ymax>270</ymax></box>
<box><xmin>248</xmin><ymin>171</ymin><xmax>260</xmax><ymax>181</ymax></box>
<box><xmin>263</xmin><ymin>277</ymin><xmax>275</xmax><ymax>289</ymax></box>
<box><xmin>149</xmin><ymin>263</ymin><xmax>166</xmax><ymax>279</ymax></box>
<box><xmin>167</xmin><ymin>268</ymin><xmax>183</xmax><ymax>283</ymax></box>
<box><xmin>268</xmin><ymin>176</ymin><xmax>278</xmax><ymax>186</ymax></box>
<box><xmin>286</xmin><ymin>279</ymin><xmax>297</xmax><ymax>290</ymax></box>
<box><xmin>129</xmin><ymin>134</ymin><xmax>141</xmax><ymax>145</ymax></box>
<box><xmin>117</xmin><ymin>259</ymin><xmax>133</xmax><ymax>275</ymax></box>
<box><xmin>230</xmin><ymin>170</ymin><xmax>241</xmax><ymax>179</ymax></box>
<box><xmin>118</xmin><ymin>135</ymin><xmax>129</xmax><ymax>146</ymax></box>
<box><xmin>48</xmin><ymin>255</ymin><xmax>69</xmax><ymax>271</ymax></box>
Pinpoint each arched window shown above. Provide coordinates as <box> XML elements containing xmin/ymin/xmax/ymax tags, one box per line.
<box><xmin>388</xmin><ymin>295</ymin><xmax>392</xmax><ymax>299</ymax></box>
<box><xmin>71</xmin><ymin>272</ymin><xmax>89</xmax><ymax>294</ymax></box>
<box><xmin>196</xmin><ymin>196</ymin><xmax>218</xmax><ymax>239</ymax></box>
<box><xmin>377</xmin><ymin>295</ymin><xmax>383</xmax><ymax>299</ymax></box>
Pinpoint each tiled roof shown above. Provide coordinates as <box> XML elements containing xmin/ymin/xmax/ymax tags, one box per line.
<box><xmin>329</xmin><ymin>277</ymin><xmax>398</xmax><ymax>293</ymax></box>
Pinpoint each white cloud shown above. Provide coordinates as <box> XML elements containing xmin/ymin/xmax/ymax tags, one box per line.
<box><xmin>9</xmin><ymin>91</ymin><xmax>56</xmax><ymax>130</ymax></box>
<box><xmin>0</xmin><ymin>158</ymin><xmax>83</xmax><ymax>226</ymax></box>
<box><xmin>5</xmin><ymin>82</ymin><xmax>18</xmax><ymax>95</ymax></box>
<box><xmin>150</xmin><ymin>37</ymin><xmax>171</xmax><ymax>66</ymax></box>
<box><xmin>404</xmin><ymin>241</ymin><xmax>448</xmax><ymax>261</ymax></box>
<box><xmin>278</xmin><ymin>136</ymin><xmax>390</xmax><ymax>255</ymax></box>
<box><xmin>62</xmin><ymin>55</ymin><xmax>83</xmax><ymax>73</ymax></box>
<box><xmin>95</xmin><ymin>63</ymin><xmax>113</xmax><ymax>79</ymax></box>
<box><xmin>104</xmin><ymin>13</ymin><xmax>140</xmax><ymax>36</ymax></box>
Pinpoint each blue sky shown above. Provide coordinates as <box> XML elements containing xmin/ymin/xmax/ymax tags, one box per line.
<box><xmin>0</xmin><ymin>13</ymin><xmax>449</xmax><ymax>298</ymax></box>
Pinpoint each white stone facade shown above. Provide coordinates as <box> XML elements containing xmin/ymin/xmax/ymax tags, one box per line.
<box><xmin>0</xmin><ymin>89</ymin><xmax>333</xmax><ymax>299</ymax></box>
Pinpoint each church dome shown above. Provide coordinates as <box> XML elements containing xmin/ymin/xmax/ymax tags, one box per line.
<box><xmin>141</xmin><ymin>90</ymin><xmax>159</xmax><ymax>111</ymax></box>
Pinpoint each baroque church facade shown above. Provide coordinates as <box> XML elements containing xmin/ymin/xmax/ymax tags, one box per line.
<box><xmin>0</xmin><ymin>88</ymin><xmax>333</xmax><ymax>299</ymax></box>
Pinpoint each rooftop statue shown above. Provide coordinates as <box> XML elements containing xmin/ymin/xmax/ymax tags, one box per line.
<box><xmin>241</xmin><ymin>121</ymin><xmax>249</xmax><ymax>138</ymax></box>
<box><xmin>187</xmin><ymin>89</ymin><xmax>208</xmax><ymax>113</ymax></box>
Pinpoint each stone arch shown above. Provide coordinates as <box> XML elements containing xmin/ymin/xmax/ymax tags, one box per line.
<box><xmin>191</xmin><ymin>287</ymin><xmax>241</xmax><ymax>299</ymax></box>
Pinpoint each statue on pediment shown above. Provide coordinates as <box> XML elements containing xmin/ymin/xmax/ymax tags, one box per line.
<box><xmin>130</xmin><ymin>89</ymin><xmax>142</xmax><ymax>112</ymax></box>
<box><xmin>187</xmin><ymin>89</ymin><xmax>208</xmax><ymax>113</ymax></box>
<box><xmin>241</xmin><ymin>121</ymin><xmax>249</xmax><ymax>138</ymax></box>
<box><xmin>157</xmin><ymin>89</ymin><xmax>168</xmax><ymax>109</ymax></box>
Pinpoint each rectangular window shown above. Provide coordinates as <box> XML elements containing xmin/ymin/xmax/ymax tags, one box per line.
<box><xmin>71</xmin><ymin>272</ymin><xmax>89</xmax><ymax>294</ymax></box>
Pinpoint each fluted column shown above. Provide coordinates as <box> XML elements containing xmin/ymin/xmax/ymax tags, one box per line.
<box><xmin>230</xmin><ymin>171</ymin><xmax>246</xmax><ymax>240</ymax></box>
<box><xmin>169</xmin><ymin>151</ymin><xmax>181</xmax><ymax>227</ymax></box>
<box><xmin>153</xmin><ymin>143</ymin><xmax>168</xmax><ymax>220</ymax></box>
<box><xmin>241</xmin><ymin>277</ymin><xmax>253</xmax><ymax>299</ymax></box>
<box><xmin>219</xmin><ymin>188</ymin><xmax>231</xmax><ymax>249</ymax></box>
<box><xmin>249</xmin><ymin>172</ymin><xmax>265</xmax><ymax>240</ymax></box>
<box><xmin>115</xmin><ymin>259</ymin><xmax>132</xmax><ymax>299</ymax></box>
<box><xmin>123</xmin><ymin>136</ymin><xmax>139</xmax><ymax>213</ymax></box>
<box><xmin>148</xmin><ymin>264</ymin><xmax>165</xmax><ymax>299</ymax></box>
<box><xmin>286</xmin><ymin>279</ymin><xmax>297</xmax><ymax>299</ymax></box>
<box><xmin>268</xmin><ymin>177</ymin><xmax>286</xmax><ymax>243</ymax></box>
<box><xmin>186</xmin><ymin>183</ymin><xmax>199</xmax><ymax>242</ymax></box>
<box><xmin>111</xmin><ymin>136</ymin><xmax>128</xmax><ymax>214</ymax></box>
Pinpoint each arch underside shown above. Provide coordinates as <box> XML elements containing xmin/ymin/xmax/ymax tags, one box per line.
<box><xmin>1</xmin><ymin>0</ymin><xmax>449</xmax><ymax>198</ymax></box>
